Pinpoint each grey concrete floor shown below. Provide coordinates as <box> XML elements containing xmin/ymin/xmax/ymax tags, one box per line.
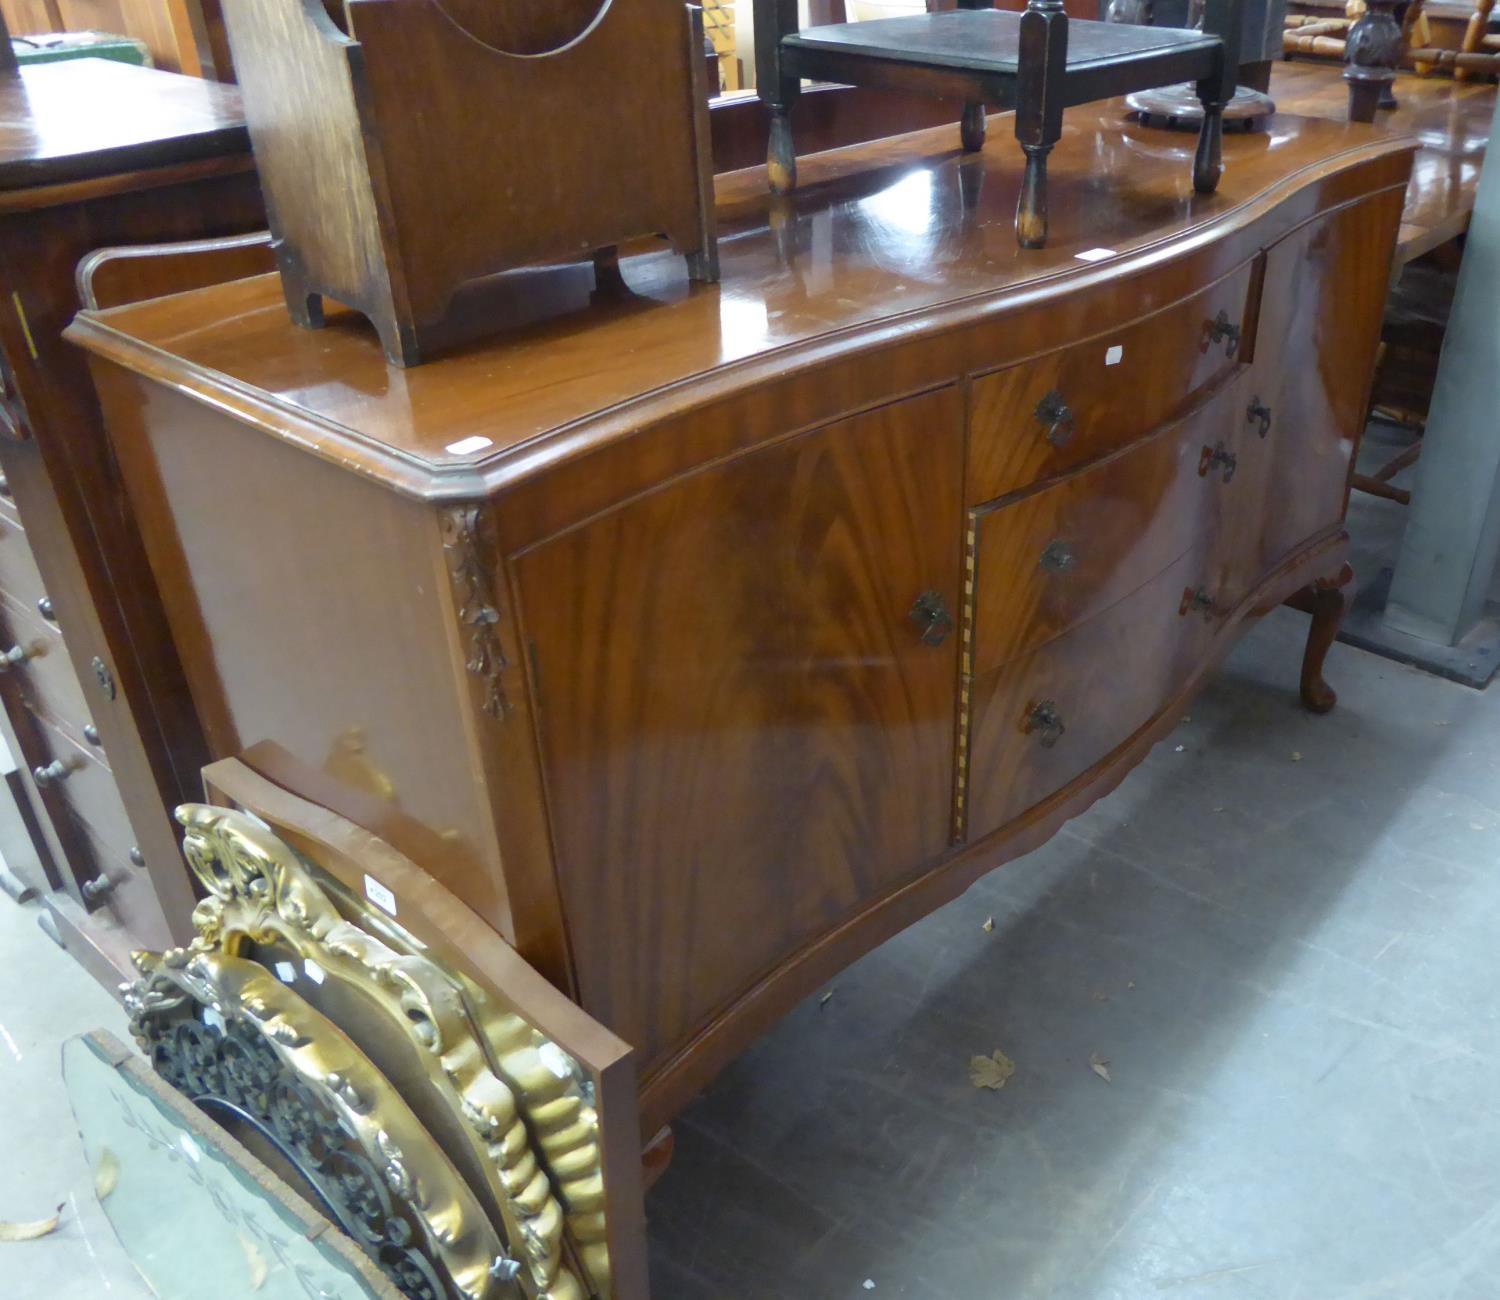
<box><xmin>647</xmin><ymin>606</ymin><xmax>1500</xmax><ymax>1300</ymax></box>
<box><xmin>3</xmin><ymin>603</ymin><xmax>1497</xmax><ymax>1300</ymax></box>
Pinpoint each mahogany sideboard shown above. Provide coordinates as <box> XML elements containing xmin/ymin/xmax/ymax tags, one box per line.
<box><xmin>0</xmin><ymin>58</ymin><xmax>264</xmax><ymax>980</ymax></box>
<box><xmin>73</xmin><ymin>105</ymin><xmax>1414</xmax><ymax>1160</ymax></box>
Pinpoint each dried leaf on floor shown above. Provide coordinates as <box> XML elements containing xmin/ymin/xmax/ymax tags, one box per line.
<box><xmin>94</xmin><ymin>1148</ymin><xmax>119</xmax><ymax>1202</ymax></box>
<box><xmin>969</xmin><ymin>1049</ymin><xmax>1016</xmax><ymax>1091</ymax></box>
<box><xmin>982</xmin><ymin>916</ymin><xmax>995</xmax><ymax>933</ymax></box>
<box><xmin>1091</xmin><ymin>991</ymin><xmax>1110</xmax><ymax>1003</ymax></box>
<box><xmin>1127</xmin><ymin>981</ymin><xmax>1136</xmax><ymax>990</ymax></box>
<box><xmin>239</xmin><ymin>1231</ymin><xmax>269</xmax><ymax>1290</ymax></box>
<box><xmin>0</xmin><ymin>1206</ymin><xmax>63</xmax><ymax>1241</ymax></box>
<box><xmin>1291</xmin><ymin>751</ymin><xmax>1303</xmax><ymax>762</ymax></box>
<box><xmin>819</xmin><ymin>990</ymin><xmax>834</xmax><ymax>1008</ymax></box>
<box><xmin>1089</xmin><ymin>1052</ymin><xmax>1112</xmax><ymax>1083</ymax></box>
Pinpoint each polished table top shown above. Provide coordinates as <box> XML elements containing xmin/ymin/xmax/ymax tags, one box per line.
<box><xmin>0</xmin><ymin>59</ymin><xmax>247</xmax><ymax>194</ymax></box>
<box><xmin>73</xmin><ymin>101</ymin><xmax>1413</xmax><ymax>495</ymax></box>
<box><xmin>1270</xmin><ymin>60</ymin><xmax>1493</xmax><ymax>263</ymax></box>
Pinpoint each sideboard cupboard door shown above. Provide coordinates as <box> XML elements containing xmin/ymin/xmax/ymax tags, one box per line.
<box><xmin>516</xmin><ymin>387</ymin><xmax>965</xmax><ymax>1071</ymax></box>
<box><xmin>1251</xmin><ymin>191</ymin><xmax>1406</xmax><ymax>574</ymax></box>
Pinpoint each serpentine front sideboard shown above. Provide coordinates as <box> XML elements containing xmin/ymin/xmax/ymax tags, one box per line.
<box><xmin>72</xmin><ymin>102</ymin><xmax>1412</xmax><ymax>1182</ymax></box>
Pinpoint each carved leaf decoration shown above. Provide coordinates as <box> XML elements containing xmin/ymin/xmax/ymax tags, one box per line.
<box><xmin>94</xmin><ymin>1148</ymin><xmax>120</xmax><ymax>1201</ymax></box>
<box><xmin>0</xmin><ymin>1206</ymin><xmax>62</xmax><ymax>1241</ymax></box>
<box><xmin>968</xmin><ymin>1049</ymin><xmax>1016</xmax><ymax>1091</ymax></box>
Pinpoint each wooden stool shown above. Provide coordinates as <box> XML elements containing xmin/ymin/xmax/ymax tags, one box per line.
<box><xmin>753</xmin><ymin>0</ymin><xmax>1241</xmax><ymax>248</ymax></box>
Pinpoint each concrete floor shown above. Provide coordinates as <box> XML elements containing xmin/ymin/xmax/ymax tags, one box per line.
<box><xmin>4</xmin><ymin>600</ymin><xmax>1498</xmax><ymax>1299</ymax></box>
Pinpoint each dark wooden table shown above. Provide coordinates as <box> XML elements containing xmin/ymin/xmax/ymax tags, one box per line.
<box><xmin>0</xmin><ymin>57</ymin><xmax>263</xmax><ymax>986</ymax></box>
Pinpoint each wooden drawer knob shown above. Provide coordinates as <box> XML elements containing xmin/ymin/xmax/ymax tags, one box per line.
<box><xmin>1023</xmin><ymin>699</ymin><xmax>1066</xmax><ymax>748</ymax></box>
<box><xmin>81</xmin><ymin>874</ymin><xmax>115</xmax><ymax>902</ymax></box>
<box><xmin>32</xmin><ymin>758</ymin><xmax>71</xmax><ymax>785</ymax></box>
<box><xmin>908</xmin><ymin>590</ymin><xmax>955</xmax><ymax>646</ymax></box>
<box><xmin>1034</xmin><ymin>391</ymin><xmax>1076</xmax><ymax>448</ymax></box>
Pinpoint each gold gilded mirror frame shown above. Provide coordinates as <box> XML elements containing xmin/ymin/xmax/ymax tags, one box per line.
<box><xmin>190</xmin><ymin>759</ymin><xmax>647</xmax><ymax>1298</ymax></box>
<box><xmin>128</xmin><ymin>948</ymin><xmax>516</xmax><ymax>1299</ymax></box>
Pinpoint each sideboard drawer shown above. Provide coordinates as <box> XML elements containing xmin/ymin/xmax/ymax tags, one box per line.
<box><xmin>1</xmin><ymin>601</ymin><xmax>97</xmax><ymax>747</ymax></box>
<box><xmin>969</xmin><ymin>380</ymin><xmax>1245</xmax><ymax>675</ymax></box>
<box><xmin>968</xmin><ymin>261</ymin><xmax>1258</xmax><ymax>503</ymax></box>
<box><xmin>30</xmin><ymin>716</ymin><xmax>132</xmax><ymax>856</ymax></box>
<box><xmin>0</xmin><ymin>510</ymin><xmax>48</xmax><ymax>615</ymax></box>
<box><xmin>966</xmin><ymin>546</ymin><xmax>1212</xmax><ymax>842</ymax></box>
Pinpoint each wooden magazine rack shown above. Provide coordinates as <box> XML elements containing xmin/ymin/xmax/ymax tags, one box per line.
<box><xmin>221</xmin><ymin>0</ymin><xmax>720</xmax><ymax>365</ymax></box>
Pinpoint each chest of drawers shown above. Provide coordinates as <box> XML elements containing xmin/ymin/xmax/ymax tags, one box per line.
<box><xmin>0</xmin><ymin>59</ymin><xmax>264</xmax><ymax>981</ymax></box>
<box><xmin>73</xmin><ymin>105</ymin><xmax>1412</xmax><ymax>1156</ymax></box>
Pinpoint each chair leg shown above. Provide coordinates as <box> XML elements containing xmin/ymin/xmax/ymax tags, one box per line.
<box><xmin>961</xmin><ymin>102</ymin><xmax>988</xmax><ymax>152</ymax></box>
<box><xmin>1192</xmin><ymin>95</ymin><xmax>1225</xmax><ymax>193</ymax></box>
<box><xmin>767</xmin><ymin>103</ymin><xmax>797</xmax><ymax>195</ymax></box>
<box><xmin>1015</xmin><ymin>144</ymin><xmax>1054</xmax><ymax>248</ymax></box>
<box><xmin>1014</xmin><ymin>0</ymin><xmax>1068</xmax><ymax>249</ymax></box>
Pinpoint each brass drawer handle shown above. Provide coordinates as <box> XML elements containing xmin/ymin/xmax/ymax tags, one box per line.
<box><xmin>1034</xmin><ymin>391</ymin><xmax>1076</xmax><ymax>449</ymax></box>
<box><xmin>129</xmin><ymin>846</ymin><xmax>145</xmax><ymax>868</ymax></box>
<box><xmin>1247</xmin><ymin>397</ymin><xmax>1272</xmax><ymax>438</ymax></box>
<box><xmin>32</xmin><ymin>758</ymin><xmax>72</xmax><ymax>785</ymax></box>
<box><xmin>0</xmin><ymin>643</ymin><xmax>32</xmax><ymax>669</ymax></box>
<box><xmin>1202</xmin><ymin>309</ymin><xmax>1241</xmax><ymax>358</ymax></box>
<box><xmin>1198</xmin><ymin>441</ymin><xmax>1237</xmax><ymax>483</ymax></box>
<box><xmin>1040</xmin><ymin>538</ymin><xmax>1077</xmax><ymax>573</ymax></box>
<box><xmin>909</xmin><ymin>590</ymin><xmax>954</xmax><ymax>646</ymax></box>
<box><xmin>83</xmin><ymin>723</ymin><xmax>102</xmax><ymax>747</ymax></box>
<box><xmin>1179</xmin><ymin>585</ymin><xmax>1219</xmax><ymax>620</ymax></box>
<box><xmin>1024</xmin><ymin>699</ymin><xmax>1066</xmax><ymax>748</ymax></box>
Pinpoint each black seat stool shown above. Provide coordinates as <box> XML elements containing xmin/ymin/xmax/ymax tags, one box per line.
<box><xmin>753</xmin><ymin>0</ymin><xmax>1242</xmax><ymax>248</ymax></box>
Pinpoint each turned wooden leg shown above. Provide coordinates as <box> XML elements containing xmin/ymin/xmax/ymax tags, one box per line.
<box><xmin>1014</xmin><ymin>0</ymin><xmax>1068</xmax><ymax>249</ymax></box>
<box><xmin>1344</xmin><ymin>0</ymin><xmax>1403</xmax><ymax>122</ymax></box>
<box><xmin>1015</xmin><ymin>144</ymin><xmax>1053</xmax><ymax>248</ymax></box>
<box><xmin>767</xmin><ymin>103</ymin><xmax>797</xmax><ymax>196</ymax></box>
<box><xmin>960</xmin><ymin>101</ymin><xmax>988</xmax><ymax>152</ymax></box>
<box><xmin>1192</xmin><ymin>97</ymin><xmax>1225</xmax><ymax>193</ymax></box>
<box><xmin>1286</xmin><ymin>563</ymin><xmax>1354</xmax><ymax>714</ymax></box>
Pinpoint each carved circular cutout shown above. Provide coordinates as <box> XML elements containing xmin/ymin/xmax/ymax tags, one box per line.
<box><xmin>430</xmin><ymin>0</ymin><xmax>610</xmax><ymax>55</ymax></box>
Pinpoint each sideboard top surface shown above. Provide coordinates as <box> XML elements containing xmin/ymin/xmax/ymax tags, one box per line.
<box><xmin>71</xmin><ymin>103</ymin><xmax>1415</xmax><ymax>499</ymax></box>
<box><xmin>0</xmin><ymin>61</ymin><xmax>248</xmax><ymax>193</ymax></box>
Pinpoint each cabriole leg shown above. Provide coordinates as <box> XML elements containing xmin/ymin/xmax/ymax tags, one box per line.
<box><xmin>1286</xmin><ymin>562</ymin><xmax>1355</xmax><ymax>714</ymax></box>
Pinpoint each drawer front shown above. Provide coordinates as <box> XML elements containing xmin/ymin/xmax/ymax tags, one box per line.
<box><xmin>0</xmin><ymin>510</ymin><xmax>48</xmax><ymax>615</ymax></box>
<box><xmin>966</xmin><ymin>546</ymin><xmax>1214</xmax><ymax>842</ymax></box>
<box><xmin>969</xmin><ymin>379</ymin><xmax>1244</xmax><ymax>676</ymax></box>
<box><xmin>0</xmin><ymin>601</ymin><xmax>100</xmax><ymax>750</ymax></box>
<box><xmin>968</xmin><ymin>261</ymin><xmax>1258</xmax><ymax>503</ymax></box>
<box><xmin>30</xmin><ymin>716</ymin><xmax>134</xmax><ymax>857</ymax></box>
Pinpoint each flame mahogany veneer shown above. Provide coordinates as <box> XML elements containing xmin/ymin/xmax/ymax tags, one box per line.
<box><xmin>71</xmin><ymin>103</ymin><xmax>1413</xmax><ymax>1190</ymax></box>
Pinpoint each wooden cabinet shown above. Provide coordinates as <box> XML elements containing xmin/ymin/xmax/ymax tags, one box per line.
<box><xmin>73</xmin><ymin>103</ymin><xmax>1413</xmax><ymax>1155</ymax></box>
